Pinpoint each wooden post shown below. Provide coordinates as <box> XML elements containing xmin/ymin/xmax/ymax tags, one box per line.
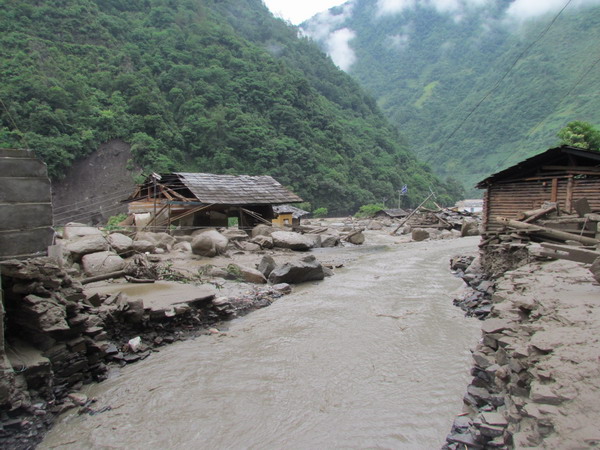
<box><xmin>390</xmin><ymin>191</ymin><xmax>435</xmax><ymax>235</ymax></box>
<box><xmin>551</xmin><ymin>178</ymin><xmax>558</xmax><ymax>202</ymax></box>
<box><xmin>565</xmin><ymin>176</ymin><xmax>574</xmax><ymax>213</ymax></box>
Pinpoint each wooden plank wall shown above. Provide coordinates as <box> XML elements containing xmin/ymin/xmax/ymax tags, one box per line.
<box><xmin>484</xmin><ymin>176</ymin><xmax>600</xmax><ymax>231</ymax></box>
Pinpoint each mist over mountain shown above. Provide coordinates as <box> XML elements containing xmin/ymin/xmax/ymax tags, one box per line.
<box><xmin>303</xmin><ymin>0</ymin><xmax>600</xmax><ymax>192</ymax></box>
<box><xmin>0</xmin><ymin>0</ymin><xmax>467</xmax><ymax>215</ymax></box>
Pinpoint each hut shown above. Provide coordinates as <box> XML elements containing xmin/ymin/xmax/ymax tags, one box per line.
<box><xmin>476</xmin><ymin>146</ymin><xmax>600</xmax><ymax>232</ymax></box>
<box><xmin>272</xmin><ymin>205</ymin><xmax>310</xmax><ymax>228</ymax></box>
<box><xmin>374</xmin><ymin>208</ymin><xmax>409</xmax><ymax>219</ymax></box>
<box><xmin>125</xmin><ymin>172</ymin><xmax>302</xmax><ymax>231</ymax></box>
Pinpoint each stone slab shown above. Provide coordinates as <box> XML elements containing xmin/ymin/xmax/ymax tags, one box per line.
<box><xmin>0</xmin><ymin>157</ymin><xmax>48</xmax><ymax>178</ymax></box>
<box><xmin>84</xmin><ymin>280</ymin><xmax>216</xmax><ymax>312</ymax></box>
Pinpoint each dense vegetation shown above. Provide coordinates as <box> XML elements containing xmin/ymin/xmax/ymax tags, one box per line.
<box><xmin>0</xmin><ymin>0</ymin><xmax>463</xmax><ymax>214</ymax></box>
<box><xmin>304</xmin><ymin>1</ymin><xmax>600</xmax><ymax>194</ymax></box>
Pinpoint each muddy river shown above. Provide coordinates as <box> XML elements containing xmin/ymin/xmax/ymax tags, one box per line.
<box><xmin>42</xmin><ymin>236</ymin><xmax>481</xmax><ymax>449</ymax></box>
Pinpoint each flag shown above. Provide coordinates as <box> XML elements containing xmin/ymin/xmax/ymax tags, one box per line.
<box><xmin>401</xmin><ymin>184</ymin><xmax>408</xmax><ymax>195</ymax></box>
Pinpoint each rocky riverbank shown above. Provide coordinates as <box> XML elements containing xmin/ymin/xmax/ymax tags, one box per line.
<box><xmin>445</xmin><ymin>247</ymin><xmax>600</xmax><ymax>449</ymax></box>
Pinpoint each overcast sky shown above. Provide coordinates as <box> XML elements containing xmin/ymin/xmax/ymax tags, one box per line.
<box><xmin>263</xmin><ymin>0</ymin><xmax>347</xmax><ymax>24</ymax></box>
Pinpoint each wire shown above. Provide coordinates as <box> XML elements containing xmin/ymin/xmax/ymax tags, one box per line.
<box><xmin>433</xmin><ymin>0</ymin><xmax>574</xmax><ymax>155</ymax></box>
<box><xmin>493</xmin><ymin>50</ymin><xmax>600</xmax><ymax>171</ymax></box>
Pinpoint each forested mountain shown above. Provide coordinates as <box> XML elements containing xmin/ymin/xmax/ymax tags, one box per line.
<box><xmin>303</xmin><ymin>0</ymin><xmax>600</xmax><ymax>193</ymax></box>
<box><xmin>0</xmin><ymin>0</ymin><xmax>463</xmax><ymax>215</ymax></box>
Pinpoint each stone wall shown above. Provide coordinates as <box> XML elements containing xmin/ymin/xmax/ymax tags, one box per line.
<box><xmin>0</xmin><ymin>149</ymin><xmax>53</xmax><ymax>260</ymax></box>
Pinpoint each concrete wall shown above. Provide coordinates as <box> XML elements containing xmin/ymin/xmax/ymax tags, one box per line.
<box><xmin>0</xmin><ymin>149</ymin><xmax>54</xmax><ymax>259</ymax></box>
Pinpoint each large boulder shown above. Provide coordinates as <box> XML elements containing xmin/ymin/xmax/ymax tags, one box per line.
<box><xmin>228</xmin><ymin>264</ymin><xmax>267</xmax><ymax>284</ymax></box>
<box><xmin>221</xmin><ymin>229</ymin><xmax>249</xmax><ymax>241</ymax></box>
<box><xmin>367</xmin><ymin>220</ymin><xmax>383</xmax><ymax>230</ymax></box>
<box><xmin>132</xmin><ymin>240</ymin><xmax>156</xmax><ymax>253</ymax></box>
<box><xmin>251</xmin><ymin>224</ymin><xmax>273</xmax><ymax>238</ymax></box>
<box><xmin>81</xmin><ymin>251</ymin><xmax>126</xmax><ymax>277</ymax></box>
<box><xmin>271</xmin><ymin>231</ymin><xmax>315</xmax><ymax>251</ymax></box>
<box><xmin>412</xmin><ymin>228</ymin><xmax>430</xmax><ymax>242</ymax></box>
<box><xmin>257</xmin><ymin>255</ymin><xmax>276</xmax><ymax>277</ymax></box>
<box><xmin>62</xmin><ymin>222</ymin><xmax>103</xmax><ymax>240</ymax></box>
<box><xmin>591</xmin><ymin>257</ymin><xmax>600</xmax><ymax>283</ymax></box>
<box><xmin>135</xmin><ymin>232</ymin><xmax>175</xmax><ymax>250</ymax></box>
<box><xmin>461</xmin><ymin>219</ymin><xmax>481</xmax><ymax>237</ymax></box>
<box><xmin>191</xmin><ymin>230</ymin><xmax>229</xmax><ymax>257</ymax></box>
<box><xmin>303</xmin><ymin>234</ymin><xmax>322</xmax><ymax>248</ymax></box>
<box><xmin>251</xmin><ymin>235</ymin><xmax>274</xmax><ymax>249</ymax></box>
<box><xmin>66</xmin><ymin>235</ymin><xmax>109</xmax><ymax>259</ymax></box>
<box><xmin>347</xmin><ymin>231</ymin><xmax>365</xmax><ymax>245</ymax></box>
<box><xmin>321</xmin><ymin>234</ymin><xmax>340</xmax><ymax>248</ymax></box>
<box><xmin>107</xmin><ymin>233</ymin><xmax>133</xmax><ymax>255</ymax></box>
<box><xmin>268</xmin><ymin>255</ymin><xmax>325</xmax><ymax>284</ymax></box>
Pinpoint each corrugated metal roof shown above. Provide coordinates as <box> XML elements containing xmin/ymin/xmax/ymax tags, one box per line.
<box><xmin>174</xmin><ymin>173</ymin><xmax>303</xmax><ymax>205</ymax></box>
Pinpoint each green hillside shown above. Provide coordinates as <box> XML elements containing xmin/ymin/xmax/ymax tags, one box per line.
<box><xmin>0</xmin><ymin>0</ymin><xmax>463</xmax><ymax>215</ymax></box>
<box><xmin>303</xmin><ymin>1</ymin><xmax>600</xmax><ymax>193</ymax></box>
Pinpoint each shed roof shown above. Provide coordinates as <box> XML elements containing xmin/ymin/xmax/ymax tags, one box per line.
<box><xmin>476</xmin><ymin>146</ymin><xmax>600</xmax><ymax>189</ymax></box>
<box><xmin>174</xmin><ymin>172</ymin><xmax>302</xmax><ymax>205</ymax></box>
<box><xmin>273</xmin><ymin>204</ymin><xmax>310</xmax><ymax>218</ymax></box>
<box><xmin>375</xmin><ymin>208</ymin><xmax>409</xmax><ymax>218</ymax></box>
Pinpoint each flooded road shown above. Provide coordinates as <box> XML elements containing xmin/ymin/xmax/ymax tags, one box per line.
<box><xmin>42</xmin><ymin>236</ymin><xmax>481</xmax><ymax>449</ymax></box>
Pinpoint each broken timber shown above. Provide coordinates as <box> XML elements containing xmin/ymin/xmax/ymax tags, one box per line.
<box><xmin>497</xmin><ymin>217</ymin><xmax>600</xmax><ymax>247</ymax></box>
<box><xmin>539</xmin><ymin>243</ymin><xmax>600</xmax><ymax>264</ymax></box>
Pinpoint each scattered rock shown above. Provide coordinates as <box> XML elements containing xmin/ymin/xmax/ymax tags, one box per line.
<box><xmin>191</xmin><ymin>230</ymin><xmax>229</xmax><ymax>257</ymax></box>
<box><xmin>411</xmin><ymin>228</ymin><xmax>430</xmax><ymax>242</ymax></box>
<box><xmin>271</xmin><ymin>231</ymin><xmax>315</xmax><ymax>251</ymax></box>
<box><xmin>66</xmin><ymin>235</ymin><xmax>109</xmax><ymax>259</ymax></box>
<box><xmin>268</xmin><ymin>255</ymin><xmax>325</xmax><ymax>284</ymax></box>
<box><xmin>107</xmin><ymin>233</ymin><xmax>134</xmax><ymax>256</ymax></box>
<box><xmin>81</xmin><ymin>251</ymin><xmax>126</xmax><ymax>277</ymax></box>
<box><xmin>257</xmin><ymin>255</ymin><xmax>276</xmax><ymax>278</ymax></box>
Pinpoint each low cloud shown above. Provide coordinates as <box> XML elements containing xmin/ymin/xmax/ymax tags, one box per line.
<box><xmin>388</xmin><ymin>33</ymin><xmax>410</xmax><ymax>50</ymax></box>
<box><xmin>301</xmin><ymin>2</ymin><xmax>355</xmax><ymax>41</ymax></box>
<box><xmin>376</xmin><ymin>0</ymin><xmax>491</xmax><ymax>17</ymax></box>
<box><xmin>506</xmin><ymin>0</ymin><xmax>600</xmax><ymax>20</ymax></box>
<box><xmin>325</xmin><ymin>28</ymin><xmax>357</xmax><ymax>71</ymax></box>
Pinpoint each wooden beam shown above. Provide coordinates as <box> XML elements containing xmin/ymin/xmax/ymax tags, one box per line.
<box><xmin>497</xmin><ymin>216</ymin><xmax>600</xmax><ymax>246</ymax></box>
<box><xmin>540</xmin><ymin>243</ymin><xmax>600</xmax><ymax>264</ymax></box>
<box><xmin>542</xmin><ymin>165</ymin><xmax>600</xmax><ymax>172</ymax></box>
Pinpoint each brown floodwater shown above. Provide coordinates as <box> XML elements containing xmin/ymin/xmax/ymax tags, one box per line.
<box><xmin>41</xmin><ymin>235</ymin><xmax>481</xmax><ymax>449</ymax></box>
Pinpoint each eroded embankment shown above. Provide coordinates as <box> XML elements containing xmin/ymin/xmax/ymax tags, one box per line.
<box><xmin>0</xmin><ymin>257</ymin><xmax>287</xmax><ymax>449</ymax></box>
<box><xmin>446</xmin><ymin>255</ymin><xmax>600</xmax><ymax>449</ymax></box>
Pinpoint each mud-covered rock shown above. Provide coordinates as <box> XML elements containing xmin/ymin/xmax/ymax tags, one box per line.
<box><xmin>268</xmin><ymin>255</ymin><xmax>325</xmax><ymax>284</ymax></box>
<box><xmin>271</xmin><ymin>231</ymin><xmax>315</xmax><ymax>251</ymax></box>
<box><xmin>191</xmin><ymin>230</ymin><xmax>229</xmax><ymax>257</ymax></box>
<box><xmin>81</xmin><ymin>251</ymin><xmax>126</xmax><ymax>277</ymax></box>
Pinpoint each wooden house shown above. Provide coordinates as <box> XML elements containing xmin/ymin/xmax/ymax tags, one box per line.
<box><xmin>476</xmin><ymin>146</ymin><xmax>600</xmax><ymax>232</ymax></box>
<box><xmin>126</xmin><ymin>172</ymin><xmax>302</xmax><ymax>231</ymax></box>
<box><xmin>272</xmin><ymin>204</ymin><xmax>310</xmax><ymax>228</ymax></box>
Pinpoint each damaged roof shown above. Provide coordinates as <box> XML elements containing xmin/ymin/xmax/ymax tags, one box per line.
<box><xmin>174</xmin><ymin>172</ymin><xmax>303</xmax><ymax>205</ymax></box>
<box><xmin>476</xmin><ymin>146</ymin><xmax>600</xmax><ymax>188</ymax></box>
<box><xmin>273</xmin><ymin>204</ymin><xmax>310</xmax><ymax>218</ymax></box>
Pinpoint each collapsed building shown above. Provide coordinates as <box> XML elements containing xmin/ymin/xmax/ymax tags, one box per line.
<box><xmin>124</xmin><ymin>172</ymin><xmax>303</xmax><ymax>231</ymax></box>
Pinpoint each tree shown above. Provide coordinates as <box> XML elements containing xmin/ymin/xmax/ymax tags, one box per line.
<box><xmin>557</xmin><ymin>121</ymin><xmax>600</xmax><ymax>151</ymax></box>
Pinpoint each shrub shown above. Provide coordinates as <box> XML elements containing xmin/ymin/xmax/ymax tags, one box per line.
<box><xmin>354</xmin><ymin>203</ymin><xmax>385</xmax><ymax>218</ymax></box>
<box><xmin>313</xmin><ymin>207</ymin><xmax>328</xmax><ymax>218</ymax></box>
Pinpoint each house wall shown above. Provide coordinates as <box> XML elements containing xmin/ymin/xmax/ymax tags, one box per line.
<box><xmin>483</xmin><ymin>176</ymin><xmax>600</xmax><ymax>232</ymax></box>
<box><xmin>0</xmin><ymin>149</ymin><xmax>54</xmax><ymax>259</ymax></box>
<box><xmin>272</xmin><ymin>213</ymin><xmax>293</xmax><ymax>227</ymax></box>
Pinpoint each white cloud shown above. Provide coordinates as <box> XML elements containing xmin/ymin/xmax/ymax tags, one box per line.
<box><xmin>301</xmin><ymin>2</ymin><xmax>355</xmax><ymax>40</ymax></box>
<box><xmin>388</xmin><ymin>33</ymin><xmax>410</xmax><ymax>50</ymax></box>
<box><xmin>325</xmin><ymin>28</ymin><xmax>357</xmax><ymax>71</ymax></box>
<box><xmin>376</xmin><ymin>0</ymin><xmax>417</xmax><ymax>15</ymax></box>
<box><xmin>376</xmin><ymin>0</ymin><xmax>493</xmax><ymax>17</ymax></box>
<box><xmin>506</xmin><ymin>0</ymin><xmax>600</xmax><ymax>20</ymax></box>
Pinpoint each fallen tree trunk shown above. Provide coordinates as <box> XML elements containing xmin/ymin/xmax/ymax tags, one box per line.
<box><xmin>497</xmin><ymin>217</ymin><xmax>600</xmax><ymax>246</ymax></box>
